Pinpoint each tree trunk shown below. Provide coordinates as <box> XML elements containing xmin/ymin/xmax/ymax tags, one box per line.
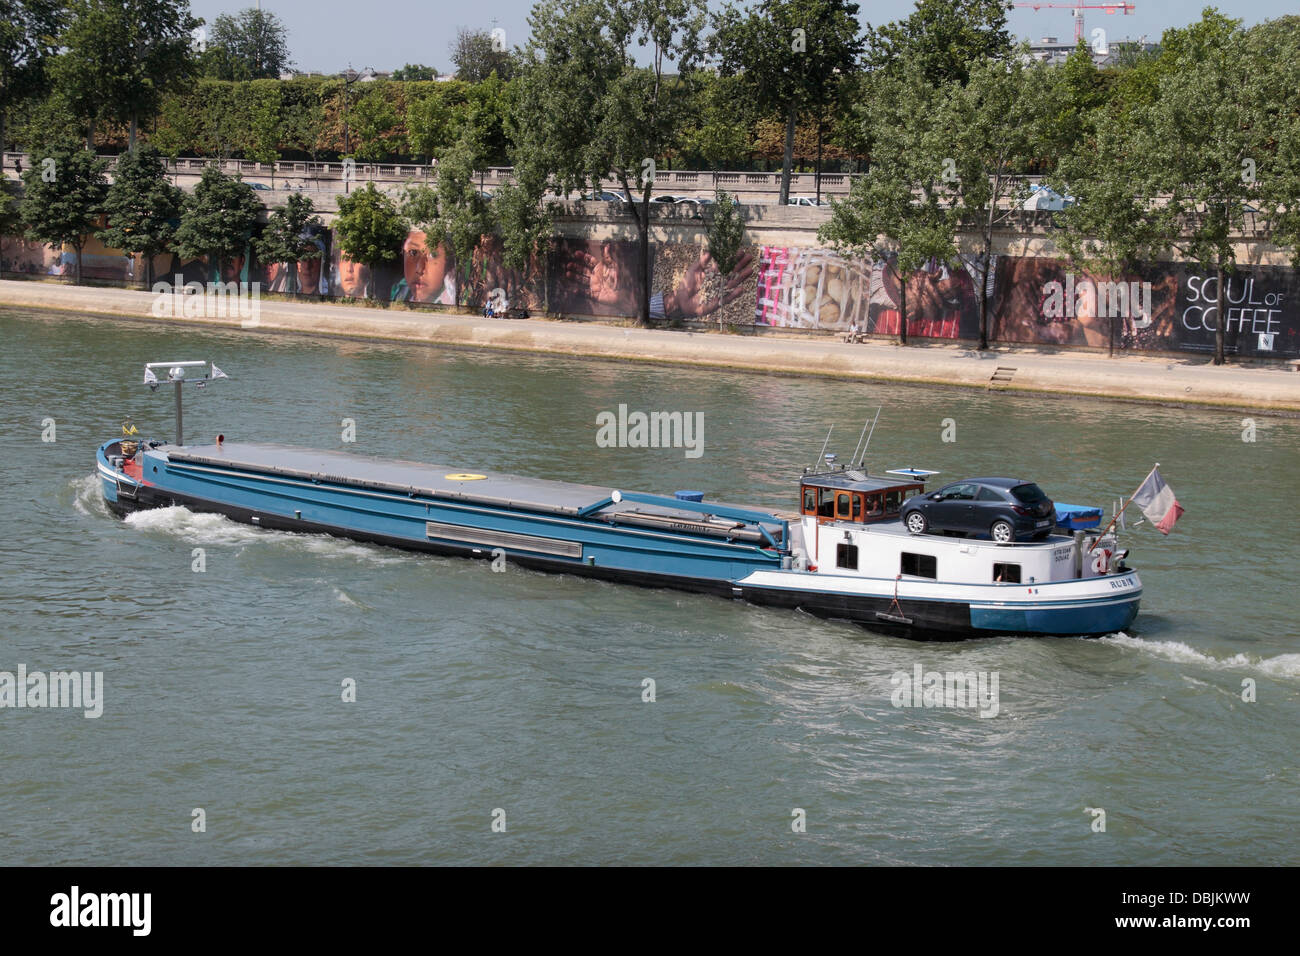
<box><xmin>636</xmin><ymin>204</ymin><xmax>650</xmax><ymax>326</ymax></box>
<box><xmin>290</xmin><ymin>260</ymin><xmax>299</xmax><ymax>296</ymax></box>
<box><xmin>129</xmin><ymin>115</ymin><xmax>138</xmax><ymax>152</ymax></box>
<box><xmin>899</xmin><ymin>270</ymin><xmax>908</xmax><ymax>346</ymax></box>
<box><xmin>978</xmin><ymin>249</ymin><xmax>991</xmax><ymax>350</ymax></box>
<box><xmin>779</xmin><ymin>105</ymin><xmax>796</xmax><ymax>207</ymax></box>
<box><xmin>1214</xmin><ymin>261</ymin><xmax>1225</xmax><ymax>365</ymax></box>
<box><xmin>815</xmin><ymin>116</ymin><xmax>823</xmax><ymax>205</ymax></box>
<box><xmin>75</xmin><ymin>243</ymin><xmax>83</xmax><ymax>285</ymax></box>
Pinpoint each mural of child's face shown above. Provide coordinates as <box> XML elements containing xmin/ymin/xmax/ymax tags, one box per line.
<box><xmin>337</xmin><ymin>255</ymin><xmax>369</xmax><ymax>297</ymax></box>
<box><xmin>403</xmin><ymin>231</ymin><xmax>449</xmax><ymax>302</ymax></box>
<box><xmin>299</xmin><ymin>256</ymin><xmax>322</xmax><ymax>294</ymax></box>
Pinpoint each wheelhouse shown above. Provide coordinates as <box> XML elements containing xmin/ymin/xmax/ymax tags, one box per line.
<box><xmin>799</xmin><ymin>471</ymin><xmax>926</xmax><ymax>525</ymax></box>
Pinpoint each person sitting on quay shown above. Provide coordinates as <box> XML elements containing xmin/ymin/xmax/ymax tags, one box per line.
<box><xmin>842</xmin><ymin>321</ymin><xmax>861</xmax><ymax>344</ymax></box>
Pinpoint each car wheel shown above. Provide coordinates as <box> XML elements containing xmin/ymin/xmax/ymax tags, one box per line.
<box><xmin>905</xmin><ymin>511</ymin><xmax>928</xmax><ymax>535</ymax></box>
<box><xmin>990</xmin><ymin>520</ymin><xmax>1015</xmax><ymax>543</ymax></box>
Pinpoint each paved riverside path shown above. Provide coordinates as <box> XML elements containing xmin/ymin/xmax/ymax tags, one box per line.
<box><xmin>4</xmin><ymin>279</ymin><xmax>1299</xmax><ymax>414</ymax></box>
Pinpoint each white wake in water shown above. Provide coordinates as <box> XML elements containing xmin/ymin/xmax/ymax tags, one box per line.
<box><xmin>122</xmin><ymin>504</ymin><xmax>405</xmax><ymax>565</ymax></box>
<box><xmin>1103</xmin><ymin>632</ymin><xmax>1300</xmax><ymax>680</ymax></box>
<box><xmin>71</xmin><ymin>473</ymin><xmax>110</xmax><ymax>518</ymax></box>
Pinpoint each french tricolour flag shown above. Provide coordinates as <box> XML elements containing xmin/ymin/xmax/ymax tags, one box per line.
<box><xmin>1131</xmin><ymin>465</ymin><xmax>1184</xmax><ymax>534</ymax></box>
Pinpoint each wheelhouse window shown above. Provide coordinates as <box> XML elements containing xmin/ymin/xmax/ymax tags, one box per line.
<box><xmin>864</xmin><ymin>493</ymin><xmax>883</xmax><ymax>517</ymax></box>
<box><xmin>993</xmin><ymin>562</ymin><xmax>1021</xmax><ymax>583</ymax></box>
<box><xmin>818</xmin><ymin>489</ymin><xmax>835</xmax><ymax>517</ymax></box>
<box><xmin>901</xmin><ymin>552</ymin><xmax>937</xmax><ymax>579</ymax></box>
<box><xmin>802</xmin><ymin>486</ymin><xmax>817</xmax><ymax>515</ymax></box>
<box><xmin>836</xmin><ymin>492</ymin><xmax>852</xmax><ymax>520</ymax></box>
<box><xmin>836</xmin><ymin>543</ymin><xmax>859</xmax><ymax>570</ymax></box>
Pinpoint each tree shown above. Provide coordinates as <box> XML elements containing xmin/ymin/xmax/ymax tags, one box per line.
<box><xmin>53</xmin><ymin>0</ymin><xmax>201</xmax><ymax>150</ymax></box>
<box><xmin>449</xmin><ymin>28</ymin><xmax>514</xmax><ymax>82</ymax></box>
<box><xmin>333</xmin><ymin>181</ymin><xmax>406</xmax><ymax>299</ymax></box>
<box><xmin>713</xmin><ymin>0</ymin><xmax>863</xmax><ymax>206</ymax></box>
<box><xmin>513</xmin><ymin>0</ymin><xmax>708</xmax><ymax>326</ymax></box>
<box><xmin>0</xmin><ymin>0</ymin><xmax>64</xmax><ymax>152</ymax></box>
<box><xmin>403</xmin><ymin>114</ymin><xmax>494</xmax><ymax>306</ymax></box>
<box><xmin>346</xmin><ymin>83</ymin><xmax>401</xmax><ymax>162</ymax></box>
<box><xmin>392</xmin><ymin>63</ymin><xmax>438</xmax><ymax>82</ymax></box>
<box><xmin>943</xmin><ymin>55</ymin><xmax>1041</xmax><ymax>349</ymax></box>
<box><xmin>19</xmin><ymin>145</ymin><xmax>109</xmax><ymax>283</ymax></box>
<box><xmin>98</xmin><ymin>144</ymin><xmax>184</xmax><ymax>286</ymax></box>
<box><xmin>256</xmin><ymin>193</ymin><xmax>322</xmax><ymax>295</ymax></box>
<box><xmin>201</xmin><ymin>8</ymin><xmax>291</xmax><ymax>80</ymax></box>
<box><xmin>173</xmin><ymin>165</ymin><xmax>261</xmax><ymax>280</ymax></box>
<box><xmin>867</xmin><ymin>0</ymin><xmax>1012</xmax><ymax>88</ymax></box>
<box><xmin>679</xmin><ymin>72</ymin><xmax>754</xmax><ymax>170</ymax></box>
<box><xmin>1247</xmin><ymin>16</ymin><xmax>1300</xmax><ymax>271</ymax></box>
<box><xmin>819</xmin><ymin>65</ymin><xmax>960</xmax><ymax>345</ymax></box>
<box><xmin>244</xmin><ymin>80</ymin><xmax>282</xmax><ymax>183</ymax></box>
<box><xmin>703</xmin><ymin>190</ymin><xmax>745</xmax><ymax>328</ymax></box>
<box><xmin>0</xmin><ymin>175</ymin><xmax>21</xmax><ymax>272</ymax></box>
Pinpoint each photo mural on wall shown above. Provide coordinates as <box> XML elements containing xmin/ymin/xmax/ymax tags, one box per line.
<box><xmin>5</xmin><ymin>226</ymin><xmax>1298</xmax><ymax>358</ymax></box>
<box><xmin>990</xmin><ymin>257</ymin><xmax>1300</xmax><ymax>358</ymax></box>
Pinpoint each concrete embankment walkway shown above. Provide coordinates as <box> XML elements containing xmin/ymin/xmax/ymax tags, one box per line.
<box><xmin>4</xmin><ymin>279</ymin><xmax>1299</xmax><ymax>414</ymax></box>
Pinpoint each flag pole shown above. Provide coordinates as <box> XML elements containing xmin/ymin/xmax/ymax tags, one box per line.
<box><xmin>1088</xmin><ymin>463</ymin><xmax>1157</xmax><ymax>552</ymax></box>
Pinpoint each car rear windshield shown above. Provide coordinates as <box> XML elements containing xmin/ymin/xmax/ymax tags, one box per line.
<box><xmin>1010</xmin><ymin>483</ymin><xmax>1048</xmax><ymax>503</ymax></box>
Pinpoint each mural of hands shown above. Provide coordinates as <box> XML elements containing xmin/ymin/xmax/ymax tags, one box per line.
<box><xmin>664</xmin><ymin>248</ymin><xmax>757</xmax><ymax>319</ymax></box>
<box><xmin>559</xmin><ymin>241</ymin><xmax>635</xmax><ymax>311</ymax></box>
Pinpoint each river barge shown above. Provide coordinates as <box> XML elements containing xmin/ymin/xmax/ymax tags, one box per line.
<box><xmin>96</xmin><ymin>361</ymin><xmax>1142</xmax><ymax>640</ymax></box>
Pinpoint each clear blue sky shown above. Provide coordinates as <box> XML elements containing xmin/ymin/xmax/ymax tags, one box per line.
<box><xmin>188</xmin><ymin>1</ymin><xmax>1296</xmax><ymax>74</ymax></box>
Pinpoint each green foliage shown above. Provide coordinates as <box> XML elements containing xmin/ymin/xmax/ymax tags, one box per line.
<box><xmin>713</xmin><ymin>0</ymin><xmax>863</xmax><ymax>201</ymax></box>
<box><xmin>200</xmin><ymin>8</ymin><xmax>291</xmax><ymax>81</ymax></box>
<box><xmin>0</xmin><ymin>175</ymin><xmax>21</xmax><ymax>237</ymax></box>
<box><xmin>173</xmin><ymin>164</ymin><xmax>260</xmax><ymax>275</ymax></box>
<box><xmin>98</xmin><ymin>144</ymin><xmax>183</xmax><ymax>284</ymax></box>
<box><xmin>513</xmin><ymin>0</ymin><xmax>709</xmax><ymax>324</ymax></box>
<box><xmin>345</xmin><ymin>82</ymin><xmax>402</xmax><ymax>161</ymax></box>
<box><xmin>53</xmin><ymin>0</ymin><xmax>201</xmax><ymax>145</ymax></box>
<box><xmin>679</xmin><ymin>73</ymin><xmax>754</xmax><ymax>169</ymax></box>
<box><xmin>256</xmin><ymin>192</ymin><xmax>321</xmax><ymax>295</ymax></box>
<box><xmin>704</xmin><ymin>190</ymin><xmax>744</xmax><ymax>277</ymax></box>
<box><xmin>19</xmin><ymin>144</ymin><xmax>109</xmax><ymax>282</ymax></box>
<box><xmin>867</xmin><ymin>0</ymin><xmax>1011</xmax><ymax>87</ymax></box>
<box><xmin>449</xmin><ymin>28</ymin><xmax>515</xmax><ymax>83</ymax></box>
<box><xmin>0</xmin><ymin>0</ymin><xmax>65</xmax><ymax>147</ymax></box>
<box><xmin>333</xmin><ymin>181</ymin><xmax>407</xmax><ymax>294</ymax></box>
<box><xmin>820</xmin><ymin>63</ymin><xmax>959</xmax><ymax>344</ymax></box>
<box><xmin>392</xmin><ymin>63</ymin><xmax>438</xmax><ymax>82</ymax></box>
<box><xmin>403</xmin><ymin>126</ymin><xmax>493</xmax><ymax>306</ymax></box>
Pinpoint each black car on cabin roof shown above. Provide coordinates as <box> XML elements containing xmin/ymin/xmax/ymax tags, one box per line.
<box><xmin>900</xmin><ymin>477</ymin><xmax>1056</xmax><ymax>543</ymax></box>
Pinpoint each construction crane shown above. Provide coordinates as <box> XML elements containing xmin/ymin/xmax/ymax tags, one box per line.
<box><xmin>1014</xmin><ymin>3</ymin><xmax>1136</xmax><ymax>45</ymax></box>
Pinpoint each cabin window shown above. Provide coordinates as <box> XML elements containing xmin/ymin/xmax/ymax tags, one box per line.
<box><xmin>818</xmin><ymin>489</ymin><xmax>835</xmax><ymax>518</ymax></box>
<box><xmin>885</xmin><ymin>489</ymin><xmax>906</xmax><ymax>514</ymax></box>
<box><xmin>836</xmin><ymin>492</ymin><xmax>852</xmax><ymax>519</ymax></box>
<box><xmin>836</xmin><ymin>543</ymin><xmax>859</xmax><ymax>570</ymax></box>
<box><xmin>901</xmin><ymin>552</ymin><xmax>937</xmax><ymax>579</ymax></box>
<box><xmin>852</xmin><ymin>494</ymin><xmax>862</xmax><ymax>520</ymax></box>
<box><xmin>864</xmin><ymin>493</ymin><xmax>883</xmax><ymax>517</ymax></box>
<box><xmin>993</xmin><ymin>562</ymin><xmax>1021</xmax><ymax>583</ymax></box>
<box><xmin>802</xmin><ymin>487</ymin><xmax>817</xmax><ymax>515</ymax></box>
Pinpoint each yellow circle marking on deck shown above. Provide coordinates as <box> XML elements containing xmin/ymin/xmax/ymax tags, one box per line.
<box><xmin>445</xmin><ymin>473</ymin><xmax>487</xmax><ymax>481</ymax></box>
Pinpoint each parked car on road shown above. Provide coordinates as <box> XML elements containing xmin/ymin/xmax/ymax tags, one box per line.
<box><xmin>788</xmin><ymin>196</ymin><xmax>831</xmax><ymax>207</ymax></box>
<box><xmin>901</xmin><ymin>477</ymin><xmax>1056</xmax><ymax>543</ymax></box>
